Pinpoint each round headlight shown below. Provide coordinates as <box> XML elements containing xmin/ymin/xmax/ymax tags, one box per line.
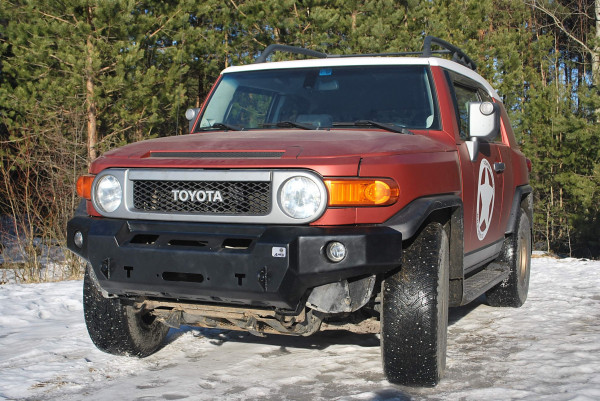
<box><xmin>279</xmin><ymin>176</ymin><xmax>322</xmax><ymax>219</ymax></box>
<box><xmin>95</xmin><ymin>175</ymin><xmax>122</xmax><ymax>213</ymax></box>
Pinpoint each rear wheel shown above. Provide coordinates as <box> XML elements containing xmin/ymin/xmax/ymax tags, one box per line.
<box><xmin>486</xmin><ymin>209</ymin><xmax>531</xmax><ymax>307</ymax></box>
<box><xmin>83</xmin><ymin>266</ymin><xmax>169</xmax><ymax>357</ymax></box>
<box><xmin>380</xmin><ymin>222</ymin><xmax>449</xmax><ymax>386</ymax></box>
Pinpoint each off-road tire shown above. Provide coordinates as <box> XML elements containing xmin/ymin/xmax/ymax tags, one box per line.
<box><xmin>486</xmin><ymin>209</ymin><xmax>531</xmax><ymax>307</ymax></box>
<box><xmin>380</xmin><ymin>222</ymin><xmax>449</xmax><ymax>386</ymax></box>
<box><xmin>83</xmin><ymin>266</ymin><xmax>169</xmax><ymax>357</ymax></box>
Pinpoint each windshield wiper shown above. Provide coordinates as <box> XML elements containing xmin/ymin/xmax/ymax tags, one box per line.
<box><xmin>334</xmin><ymin>120</ymin><xmax>413</xmax><ymax>134</ymax></box>
<box><xmin>261</xmin><ymin>121</ymin><xmax>314</xmax><ymax>130</ymax></box>
<box><xmin>201</xmin><ymin>122</ymin><xmax>243</xmax><ymax>131</ymax></box>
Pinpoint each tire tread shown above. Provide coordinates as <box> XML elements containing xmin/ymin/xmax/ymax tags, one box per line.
<box><xmin>83</xmin><ymin>267</ymin><xmax>168</xmax><ymax>357</ymax></box>
<box><xmin>381</xmin><ymin>222</ymin><xmax>449</xmax><ymax>386</ymax></box>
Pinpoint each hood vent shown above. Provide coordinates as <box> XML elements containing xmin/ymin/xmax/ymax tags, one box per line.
<box><xmin>149</xmin><ymin>151</ymin><xmax>284</xmax><ymax>159</ymax></box>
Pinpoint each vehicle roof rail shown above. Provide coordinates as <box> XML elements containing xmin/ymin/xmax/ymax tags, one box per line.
<box><xmin>423</xmin><ymin>36</ymin><xmax>477</xmax><ymax>71</ymax></box>
<box><xmin>255</xmin><ymin>36</ymin><xmax>477</xmax><ymax>71</ymax></box>
<box><xmin>327</xmin><ymin>50</ymin><xmax>452</xmax><ymax>58</ymax></box>
<box><xmin>255</xmin><ymin>44</ymin><xmax>327</xmax><ymax>63</ymax></box>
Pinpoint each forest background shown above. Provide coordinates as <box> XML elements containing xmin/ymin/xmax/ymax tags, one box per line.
<box><xmin>0</xmin><ymin>0</ymin><xmax>599</xmax><ymax>281</ymax></box>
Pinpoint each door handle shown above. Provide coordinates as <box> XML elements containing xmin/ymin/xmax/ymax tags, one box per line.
<box><xmin>494</xmin><ymin>162</ymin><xmax>505</xmax><ymax>173</ymax></box>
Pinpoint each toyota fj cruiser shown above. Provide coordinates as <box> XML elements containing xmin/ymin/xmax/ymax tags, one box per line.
<box><xmin>67</xmin><ymin>36</ymin><xmax>532</xmax><ymax>386</ymax></box>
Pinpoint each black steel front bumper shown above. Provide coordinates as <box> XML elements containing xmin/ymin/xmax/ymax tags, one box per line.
<box><xmin>67</xmin><ymin>217</ymin><xmax>402</xmax><ymax>310</ymax></box>
<box><xmin>67</xmin><ymin>195</ymin><xmax>462</xmax><ymax>311</ymax></box>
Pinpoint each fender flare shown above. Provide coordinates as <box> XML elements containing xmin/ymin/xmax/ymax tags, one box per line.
<box><xmin>505</xmin><ymin>185</ymin><xmax>533</xmax><ymax>235</ymax></box>
<box><xmin>383</xmin><ymin>194</ymin><xmax>463</xmax><ymax>241</ymax></box>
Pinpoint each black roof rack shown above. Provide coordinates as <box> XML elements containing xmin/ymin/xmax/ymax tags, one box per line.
<box><xmin>422</xmin><ymin>36</ymin><xmax>477</xmax><ymax>71</ymax></box>
<box><xmin>255</xmin><ymin>44</ymin><xmax>327</xmax><ymax>63</ymax></box>
<box><xmin>255</xmin><ymin>35</ymin><xmax>477</xmax><ymax>71</ymax></box>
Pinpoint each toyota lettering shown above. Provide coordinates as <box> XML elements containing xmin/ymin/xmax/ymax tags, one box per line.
<box><xmin>171</xmin><ymin>189</ymin><xmax>223</xmax><ymax>203</ymax></box>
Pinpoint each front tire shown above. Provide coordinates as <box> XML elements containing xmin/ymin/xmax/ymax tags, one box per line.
<box><xmin>380</xmin><ymin>222</ymin><xmax>449</xmax><ymax>386</ymax></box>
<box><xmin>83</xmin><ymin>266</ymin><xmax>169</xmax><ymax>357</ymax></box>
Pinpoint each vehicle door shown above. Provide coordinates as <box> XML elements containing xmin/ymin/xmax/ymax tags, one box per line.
<box><xmin>478</xmin><ymin>90</ymin><xmax>515</xmax><ymax>241</ymax></box>
<box><xmin>446</xmin><ymin>72</ymin><xmax>505</xmax><ymax>269</ymax></box>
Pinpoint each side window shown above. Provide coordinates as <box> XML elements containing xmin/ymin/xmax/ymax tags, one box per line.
<box><xmin>479</xmin><ymin>89</ymin><xmax>493</xmax><ymax>103</ymax></box>
<box><xmin>225</xmin><ymin>87</ymin><xmax>274</xmax><ymax>128</ymax></box>
<box><xmin>452</xmin><ymin>84</ymin><xmax>480</xmax><ymax>140</ymax></box>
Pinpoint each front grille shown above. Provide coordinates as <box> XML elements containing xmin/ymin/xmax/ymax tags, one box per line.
<box><xmin>133</xmin><ymin>180</ymin><xmax>271</xmax><ymax>215</ymax></box>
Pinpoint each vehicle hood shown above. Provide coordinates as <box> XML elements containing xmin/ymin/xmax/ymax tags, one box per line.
<box><xmin>90</xmin><ymin>129</ymin><xmax>452</xmax><ymax>175</ymax></box>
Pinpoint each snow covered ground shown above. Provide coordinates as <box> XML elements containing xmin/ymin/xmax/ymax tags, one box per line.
<box><xmin>0</xmin><ymin>256</ymin><xmax>599</xmax><ymax>401</ymax></box>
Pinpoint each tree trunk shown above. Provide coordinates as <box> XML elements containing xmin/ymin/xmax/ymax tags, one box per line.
<box><xmin>85</xmin><ymin>8</ymin><xmax>98</xmax><ymax>163</ymax></box>
<box><xmin>595</xmin><ymin>0</ymin><xmax>600</xmax><ymax>87</ymax></box>
<box><xmin>85</xmin><ymin>50</ymin><xmax>97</xmax><ymax>162</ymax></box>
<box><xmin>594</xmin><ymin>0</ymin><xmax>600</xmax><ymax>118</ymax></box>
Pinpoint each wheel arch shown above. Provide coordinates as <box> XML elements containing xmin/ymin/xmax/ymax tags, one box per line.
<box><xmin>384</xmin><ymin>195</ymin><xmax>464</xmax><ymax>305</ymax></box>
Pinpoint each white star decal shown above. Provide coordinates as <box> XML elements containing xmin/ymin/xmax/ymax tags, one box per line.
<box><xmin>476</xmin><ymin>159</ymin><xmax>496</xmax><ymax>240</ymax></box>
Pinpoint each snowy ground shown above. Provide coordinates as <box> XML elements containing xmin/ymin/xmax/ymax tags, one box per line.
<box><xmin>1</xmin><ymin>256</ymin><xmax>599</xmax><ymax>401</ymax></box>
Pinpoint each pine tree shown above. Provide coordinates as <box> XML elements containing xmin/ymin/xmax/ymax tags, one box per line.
<box><xmin>519</xmin><ymin>0</ymin><xmax>600</xmax><ymax>256</ymax></box>
<box><xmin>2</xmin><ymin>0</ymin><xmax>600</xmax><ymax>266</ymax></box>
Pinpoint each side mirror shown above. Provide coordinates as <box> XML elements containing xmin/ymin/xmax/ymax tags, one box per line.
<box><xmin>466</xmin><ymin>102</ymin><xmax>500</xmax><ymax>161</ymax></box>
<box><xmin>185</xmin><ymin>108</ymin><xmax>201</xmax><ymax>133</ymax></box>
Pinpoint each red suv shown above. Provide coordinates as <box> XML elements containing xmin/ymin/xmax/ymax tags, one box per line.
<box><xmin>68</xmin><ymin>36</ymin><xmax>532</xmax><ymax>386</ymax></box>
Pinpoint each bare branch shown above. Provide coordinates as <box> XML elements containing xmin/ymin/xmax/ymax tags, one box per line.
<box><xmin>49</xmin><ymin>54</ymin><xmax>75</xmax><ymax>68</ymax></box>
<box><xmin>526</xmin><ymin>0</ymin><xmax>594</xmax><ymax>57</ymax></box>
<box><xmin>149</xmin><ymin>9</ymin><xmax>182</xmax><ymax>38</ymax></box>
<box><xmin>229</xmin><ymin>0</ymin><xmax>247</xmax><ymax>17</ymax></box>
<box><xmin>35</xmin><ymin>10</ymin><xmax>73</xmax><ymax>25</ymax></box>
<box><xmin>252</xmin><ymin>37</ymin><xmax>268</xmax><ymax>48</ymax></box>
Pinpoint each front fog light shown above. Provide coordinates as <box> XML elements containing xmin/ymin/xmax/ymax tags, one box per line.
<box><xmin>74</xmin><ymin>231</ymin><xmax>84</xmax><ymax>248</ymax></box>
<box><xmin>95</xmin><ymin>174</ymin><xmax>122</xmax><ymax>213</ymax></box>
<box><xmin>325</xmin><ymin>241</ymin><xmax>346</xmax><ymax>263</ymax></box>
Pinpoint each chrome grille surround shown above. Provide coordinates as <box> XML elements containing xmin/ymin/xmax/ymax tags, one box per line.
<box><xmin>91</xmin><ymin>169</ymin><xmax>328</xmax><ymax>224</ymax></box>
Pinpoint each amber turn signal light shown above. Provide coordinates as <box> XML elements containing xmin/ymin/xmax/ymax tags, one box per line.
<box><xmin>76</xmin><ymin>175</ymin><xmax>95</xmax><ymax>200</ymax></box>
<box><xmin>324</xmin><ymin>179</ymin><xmax>399</xmax><ymax>206</ymax></box>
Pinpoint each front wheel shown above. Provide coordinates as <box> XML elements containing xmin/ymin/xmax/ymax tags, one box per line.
<box><xmin>380</xmin><ymin>222</ymin><xmax>449</xmax><ymax>386</ymax></box>
<box><xmin>83</xmin><ymin>266</ymin><xmax>169</xmax><ymax>357</ymax></box>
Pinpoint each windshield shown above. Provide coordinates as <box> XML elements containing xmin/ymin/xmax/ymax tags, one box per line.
<box><xmin>197</xmin><ymin>65</ymin><xmax>439</xmax><ymax>131</ymax></box>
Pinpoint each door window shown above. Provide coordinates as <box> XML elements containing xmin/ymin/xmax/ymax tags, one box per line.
<box><xmin>452</xmin><ymin>84</ymin><xmax>480</xmax><ymax>140</ymax></box>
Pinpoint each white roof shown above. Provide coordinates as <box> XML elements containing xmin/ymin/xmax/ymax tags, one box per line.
<box><xmin>222</xmin><ymin>56</ymin><xmax>500</xmax><ymax>101</ymax></box>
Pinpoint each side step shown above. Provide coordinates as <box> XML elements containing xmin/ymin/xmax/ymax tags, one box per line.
<box><xmin>461</xmin><ymin>262</ymin><xmax>510</xmax><ymax>305</ymax></box>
